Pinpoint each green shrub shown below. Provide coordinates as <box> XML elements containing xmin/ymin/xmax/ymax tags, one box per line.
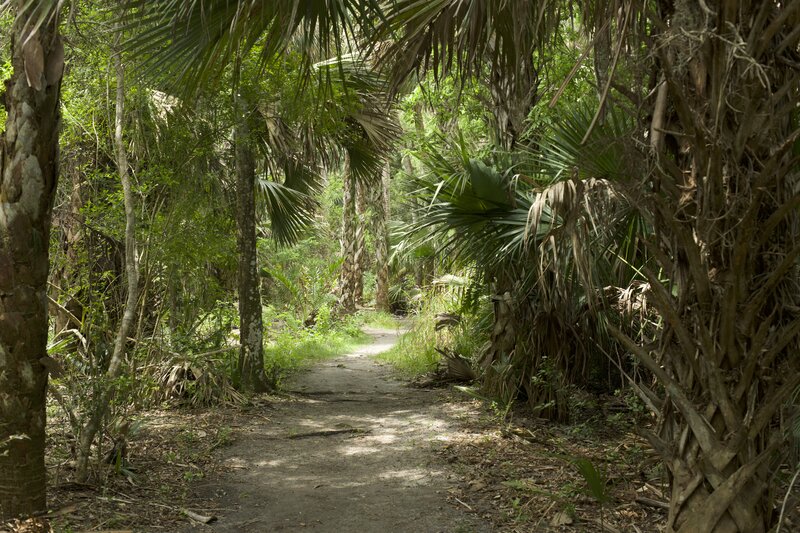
<box><xmin>377</xmin><ymin>282</ymin><xmax>486</xmax><ymax>377</ymax></box>
<box><xmin>263</xmin><ymin>312</ymin><xmax>368</xmax><ymax>386</ymax></box>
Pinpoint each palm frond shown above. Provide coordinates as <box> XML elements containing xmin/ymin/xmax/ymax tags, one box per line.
<box><xmin>401</xmin><ymin>139</ymin><xmax>555</xmax><ymax>272</ymax></box>
<box><xmin>537</xmin><ymin>103</ymin><xmax>637</xmax><ymax>182</ymax></box>
<box><xmin>123</xmin><ymin>0</ymin><xmax>381</xmax><ymax>93</ymax></box>
<box><xmin>257</xmin><ymin>176</ymin><xmax>317</xmax><ymax>246</ymax></box>
<box><xmin>380</xmin><ymin>0</ymin><xmax>562</xmax><ymax>90</ymax></box>
<box><xmin>0</xmin><ymin>0</ymin><xmax>64</xmax><ymax>35</ymax></box>
<box><xmin>312</xmin><ymin>55</ymin><xmax>400</xmax><ymax>184</ymax></box>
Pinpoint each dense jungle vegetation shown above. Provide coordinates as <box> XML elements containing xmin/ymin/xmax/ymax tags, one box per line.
<box><xmin>0</xmin><ymin>1</ymin><xmax>799</xmax><ymax>532</ymax></box>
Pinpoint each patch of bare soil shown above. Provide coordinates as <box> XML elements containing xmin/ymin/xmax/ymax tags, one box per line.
<box><xmin>32</xmin><ymin>326</ymin><xmax>492</xmax><ymax>532</ymax></box>
<box><xmin>25</xmin><ymin>408</ymin><xmax>243</xmax><ymax>533</ymax></box>
<box><xmin>42</xmin><ymin>407</ymin><xmax>248</xmax><ymax>532</ymax></box>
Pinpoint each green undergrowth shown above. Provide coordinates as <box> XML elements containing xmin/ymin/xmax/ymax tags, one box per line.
<box><xmin>377</xmin><ymin>284</ymin><xmax>486</xmax><ymax>377</ymax></box>
<box><xmin>359</xmin><ymin>309</ymin><xmax>405</xmax><ymax>330</ymax></box>
<box><xmin>265</xmin><ymin>325</ymin><xmax>365</xmax><ymax>387</ymax></box>
<box><xmin>264</xmin><ymin>309</ymin><xmax>404</xmax><ymax>387</ymax></box>
<box><xmin>376</xmin><ymin>318</ymin><xmax>439</xmax><ymax>376</ymax></box>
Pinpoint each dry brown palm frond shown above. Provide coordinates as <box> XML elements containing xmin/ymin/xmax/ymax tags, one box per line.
<box><xmin>435</xmin><ymin>348</ymin><xmax>477</xmax><ymax>382</ymax></box>
<box><xmin>158</xmin><ymin>356</ymin><xmax>248</xmax><ymax>408</ymax></box>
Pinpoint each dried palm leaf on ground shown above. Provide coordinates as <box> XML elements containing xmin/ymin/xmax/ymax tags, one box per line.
<box><xmin>158</xmin><ymin>357</ymin><xmax>247</xmax><ymax>407</ymax></box>
<box><xmin>435</xmin><ymin>347</ymin><xmax>477</xmax><ymax>381</ymax></box>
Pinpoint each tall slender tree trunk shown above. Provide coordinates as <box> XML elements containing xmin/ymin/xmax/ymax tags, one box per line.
<box><xmin>233</xmin><ymin>60</ymin><xmax>270</xmax><ymax>393</ymax></box>
<box><xmin>337</xmin><ymin>155</ymin><xmax>357</xmax><ymax>314</ymax></box>
<box><xmin>411</xmin><ymin>105</ymin><xmax>429</xmax><ymax>287</ymax></box>
<box><xmin>0</xmin><ymin>2</ymin><xmax>63</xmax><ymax>519</ymax></box>
<box><xmin>374</xmin><ymin>163</ymin><xmax>391</xmax><ymax>313</ymax></box>
<box><xmin>353</xmin><ymin>180</ymin><xmax>366</xmax><ymax>306</ymax></box>
<box><xmin>488</xmin><ymin>57</ymin><xmax>538</xmax><ymax>151</ymax></box>
<box><xmin>76</xmin><ymin>42</ymin><xmax>139</xmax><ymax>482</ymax></box>
<box><xmin>592</xmin><ymin>7</ymin><xmax>612</xmax><ymax>121</ymax></box>
<box><xmin>483</xmin><ymin>54</ymin><xmax>560</xmax><ymax>417</ymax></box>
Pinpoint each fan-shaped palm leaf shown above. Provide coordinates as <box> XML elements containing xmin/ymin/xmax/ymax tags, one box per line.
<box><xmin>257</xmin><ymin>176</ymin><xmax>317</xmax><ymax>246</ymax></box>
<box><xmin>123</xmin><ymin>0</ymin><xmax>381</xmax><ymax>92</ymax></box>
<box><xmin>312</xmin><ymin>55</ymin><xmax>400</xmax><ymax>183</ymax></box>
<box><xmin>380</xmin><ymin>0</ymin><xmax>561</xmax><ymax>90</ymax></box>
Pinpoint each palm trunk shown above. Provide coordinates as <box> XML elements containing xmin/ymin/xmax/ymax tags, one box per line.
<box><xmin>0</xmin><ymin>3</ymin><xmax>63</xmax><ymax>519</ymax></box>
<box><xmin>483</xmin><ymin>55</ymin><xmax>567</xmax><ymax>418</ymax></box>
<box><xmin>337</xmin><ymin>156</ymin><xmax>357</xmax><ymax>314</ymax></box>
<box><xmin>76</xmin><ymin>44</ymin><xmax>140</xmax><ymax>482</ymax></box>
<box><xmin>488</xmin><ymin>57</ymin><xmax>538</xmax><ymax>151</ymax></box>
<box><xmin>374</xmin><ymin>163</ymin><xmax>391</xmax><ymax>313</ymax></box>
<box><xmin>615</xmin><ymin>3</ymin><xmax>800</xmax><ymax>531</ymax></box>
<box><xmin>53</xmin><ymin>163</ymin><xmax>85</xmax><ymax>335</ymax></box>
<box><xmin>592</xmin><ymin>9</ymin><xmax>612</xmax><ymax>121</ymax></box>
<box><xmin>233</xmin><ymin>61</ymin><xmax>270</xmax><ymax>393</ymax></box>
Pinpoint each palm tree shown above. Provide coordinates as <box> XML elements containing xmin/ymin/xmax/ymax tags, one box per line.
<box><xmin>604</xmin><ymin>3</ymin><xmax>800</xmax><ymax>531</ymax></box>
<box><xmin>125</xmin><ymin>0</ymin><xmax>381</xmax><ymax>378</ymax></box>
<box><xmin>380</xmin><ymin>0</ymin><xmax>560</xmax><ymax>150</ymax></box>
<box><xmin>380</xmin><ymin>1</ymin><xmax>571</xmax><ymax>409</ymax></box>
<box><xmin>401</xmin><ymin>106</ymin><xmax>639</xmax><ymax>420</ymax></box>
<box><xmin>353</xmin><ymin>180</ymin><xmax>367</xmax><ymax>305</ymax></box>
<box><xmin>338</xmin><ymin>155</ymin><xmax>358</xmax><ymax>313</ymax></box>
<box><xmin>0</xmin><ymin>0</ymin><xmax>64</xmax><ymax>519</ymax></box>
<box><xmin>390</xmin><ymin>4</ymin><xmax>800</xmax><ymax>527</ymax></box>
<box><xmin>232</xmin><ymin>53</ymin><xmax>271</xmax><ymax>392</ymax></box>
<box><xmin>304</xmin><ymin>59</ymin><xmax>397</xmax><ymax>316</ymax></box>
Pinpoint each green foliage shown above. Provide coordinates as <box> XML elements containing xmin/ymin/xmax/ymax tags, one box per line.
<box><xmin>263</xmin><ymin>308</ymin><xmax>368</xmax><ymax>386</ymax></box>
<box><xmin>570</xmin><ymin>457</ymin><xmax>611</xmax><ymax>506</ymax></box>
<box><xmin>359</xmin><ymin>310</ymin><xmax>402</xmax><ymax>330</ymax></box>
<box><xmin>377</xmin><ymin>321</ymin><xmax>440</xmax><ymax>376</ymax></box>
<box><xmin>377</xmin><ymin>280</ymin><xmax>485</xmax><ymax>376</ymax></box>
<box><xmin>260</xmin><ymin>235</ymin><xmax>341</xmax><ymax>318</ymax></box>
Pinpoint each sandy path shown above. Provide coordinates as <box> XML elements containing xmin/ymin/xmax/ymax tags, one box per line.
<box><xmin>187</xmin><ymin>327</ymin><xmax>491</xmax><ymax>533</ymax></box>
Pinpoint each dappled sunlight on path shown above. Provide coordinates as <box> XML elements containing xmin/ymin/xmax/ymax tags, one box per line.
<box><xmin>185</xmin><ymin>327</ymin><xmax>491</xmax><ymax>533</ymax></box>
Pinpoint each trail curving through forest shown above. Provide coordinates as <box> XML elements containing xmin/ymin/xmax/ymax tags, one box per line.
<box><xmin>186</xmin><ymin>327</ymin><xmax>491</xmax><ymax>532</ymax></box>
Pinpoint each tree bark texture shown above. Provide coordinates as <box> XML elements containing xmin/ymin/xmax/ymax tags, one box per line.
<box><xmin>591</xmin><ymin>6</ymin><xmax>613</xmax><ymax>121</ymax></box>
<box><xmin>622</xmin><ymin>2</ymin><xmax>800</xmax><ymax>531</ymax></box>
<box><xmin>52</xmin><ymin>161</ymin><xmax>85</xmax><ymax>335</ymax></box>
<box><xmin>337</xmin><ymin>156</ymin><xmax>357</xmax><ymax>314</ymax></box>
<box><xmin>488</xmin><ymin>56</ymin><xmax>538</xmax><ymax>150</ymax></box>
<box><xmin>233</xmin><ymin>84</ymin><xmax>270</xmax><ymax>393</ymax></box>
<box><xmin>374</xmin><ymin>163</ymin><xmax>390</xmax><ymax>313</ymax></box>
<box><xmin>0</xmin><ymin>2</ymin><xmax>63</xmax><ymax>519</ymax></box>
<box><xmin>483</xmin><ymin>49</ymin><xmax>564</xmax><ymax>418</ymax></box>
<box><xmin>353</xmin><ymin>179</ymin><xmax>367</xmax><ymax>306</ymax></box>
<box><xmin>75</xmin><ymin>47</ymin><xmax>140</xmax><ymax>482</ymax></box>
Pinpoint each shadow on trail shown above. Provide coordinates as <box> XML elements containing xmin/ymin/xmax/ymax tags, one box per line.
<box><xmin>186</xmin><ymin>328</ymin><xmax>491</xmax><ymax>533</ymax></box>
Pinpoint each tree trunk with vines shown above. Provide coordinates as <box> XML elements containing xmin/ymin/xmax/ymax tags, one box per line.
<box><xmin>353</xmin><ymin>180</ymin><xmax>367</xmax><ymax>306</ymax></box>
<box><xmin>76</xmin><ymin>41</ymin><xmax>140</xmax><ymax>481</ymax></box>
<box><xmin>233</xmin><ymin>60</ymin><xmax>270</xmax><ymax>393</ymax></box>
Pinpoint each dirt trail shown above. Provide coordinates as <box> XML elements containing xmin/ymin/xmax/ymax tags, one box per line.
<box><xmin>187</xmin><ymin>327</ymin><xmax>492</xmax><ymax>532</ymax></box>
